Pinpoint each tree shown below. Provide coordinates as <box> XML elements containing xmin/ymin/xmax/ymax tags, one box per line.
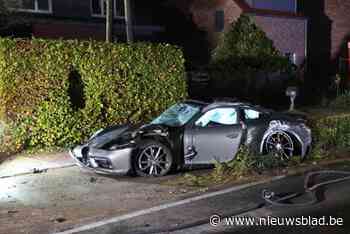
<box><xmin>212</xmin><ymin>14</ymin><xmax>290</xmax><ymax>72</ymax></box>
<box><xmin>210</xmin><ymin>14</ymin><xmax>293</xmax><ymax>104</ymax></box>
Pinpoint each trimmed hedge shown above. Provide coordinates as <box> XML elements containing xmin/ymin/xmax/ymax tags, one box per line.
<box><xmin>0</xmin><ymin>38</ymin><xmax>186</xmax><ymax>152</ymax></box>
<box><xmin>310</xmin><ymin>113</ymin><xmax>350</xmax><ymax>151</ymax></box>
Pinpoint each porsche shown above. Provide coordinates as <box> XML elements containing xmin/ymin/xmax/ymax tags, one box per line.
<box><xmin>70</xmin><ymin>99</ymin><xmax>312</xmax><ymax>177</ymax></box>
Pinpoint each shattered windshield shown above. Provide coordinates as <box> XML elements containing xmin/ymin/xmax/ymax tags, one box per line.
<box><xmin>151</xmin><ymin>103</ymin><xmax>200</xmax><ymax>127</ymax></box>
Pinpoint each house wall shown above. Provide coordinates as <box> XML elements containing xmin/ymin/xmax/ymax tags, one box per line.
<box><xmin>52</xmin><ymin>0</ymin><xmax>91</xmax><ymax>19</ymax></box>
<box><xmin>32</xmin><ymin>22</ymin><xmax>105</xmax><ymax>40</ymax></box>
<box><xmin>299</xmin><ymin>0</ymin><xmax>350</xmax><ymax>79</ymax></box>
<box><xmin>324</xmin><ymin>0</ymin><xmax>350</xmax><ymax>59</ymax></box>
<box><xmin>32</xmin><ymin>21</ymin><xmax>163</xmax><ymax>41</ymax></box>
<box><xmin>188</xmin><ymin>0</ymin><xmax>243</xmax><ymax>48</ymax></box>
<box><xmin>252</xmin><ymin>14</ymin><xmax>306</xmax><ymax>65</ymax></box>
<box><xmin>16</xmin><ymin>0</ymin><xmax>163</xmax><ymax>41</ymax></box>
<box><xmin>184</xmin><ymin>0</ymin><xmax>306</xmax><ymax>65</ymax></box>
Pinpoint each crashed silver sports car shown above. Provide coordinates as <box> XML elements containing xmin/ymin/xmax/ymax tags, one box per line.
<box><xmin>70</xmin><ymin>99</ymin><xmax>312</xmax><ymax>177</ymax></box>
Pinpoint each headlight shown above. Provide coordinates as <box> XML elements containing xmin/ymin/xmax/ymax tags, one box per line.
<box><xmin>89</xmin><ymin>128</ymin><xmax>104</xmax><ymax>140</ymax></box>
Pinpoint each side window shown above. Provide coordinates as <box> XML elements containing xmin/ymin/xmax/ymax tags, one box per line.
<box><xmin>195</xmin><ymin>108</ymin><xmax>238</xmax><ymax>127</ymax></box>
<box><xmin>243</xmin><ymin>109</ymin><xmax>261</xmax><ymax>120</ymax></box>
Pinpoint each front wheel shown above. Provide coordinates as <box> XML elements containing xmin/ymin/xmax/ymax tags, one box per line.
<box><xmin>265</xmin><ymin>131</ymin><xmax>294</xmax><ymax>161</ymax></box>
<box><xmin>134</xmin><ymin>141</ymin><xmax>173</xmax><ymax>177</ymax></box>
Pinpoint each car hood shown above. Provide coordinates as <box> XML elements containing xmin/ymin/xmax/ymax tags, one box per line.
<box><xmin>87</xmin><ymin>123</ymin><xmax>170</xmax><ymax>149</ymax></box>
<box><xmin>88</xmin><ymin>124</ymin><xmax>138</xmax><ymax>148</ymax></box>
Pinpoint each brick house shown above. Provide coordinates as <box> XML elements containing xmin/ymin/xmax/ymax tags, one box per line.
<box><xmin>167</xmin><ymin>0</ymin><xmax>307</xmax><ymax>66</ymax></box>
<box><xmin>8</xmin><ymin>0</ymin><xmax>164</xmax><ymax>41</ymax></box>
<box><xmin>300</xmin><ymin>0</ymin><xmax>350</xmax><ymax>83</ymax></box>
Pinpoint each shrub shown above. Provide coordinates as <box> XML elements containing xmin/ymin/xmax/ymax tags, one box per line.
<box><xmin>210</xmin><ymin>14</ymin><xmax>293</xmax><ymax>103</ymax></box>
<box><xmin>329</xmin><ymin>91</ymin><xmax>350</xmax><ymax>110</ymax></box>
<box><xmin>0</xmin><ymin>38</ymin><xmax>187</xmax><ymax>153</ymax></box>
<box><xmin>309</xmin><ymin>113</ymin><xmax>350</xmax><ymax>152</ymax></box>
<box><xmin>212</xmin><ymin>15</ymin><xmax>289</xmax><ymax>71</ymax></box>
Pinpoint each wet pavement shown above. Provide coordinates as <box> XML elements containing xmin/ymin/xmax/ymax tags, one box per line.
<box><xmin>0</xmin><ymin>152</ymin><xmax>75</xmax><ymax>178</ymax></box>
<box><xmin>1</xmin><ymin>154</ymin><xmax>350</xmax><ymax>234</ymax></box>
<box><xmin>0</xmin><ymin>166</ymin><xmax>202</xmax><ymax>234</ymax></box>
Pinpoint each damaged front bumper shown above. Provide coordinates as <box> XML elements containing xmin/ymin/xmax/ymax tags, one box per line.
<box><xmin>69</xmin><ymin>145</ymin><xmax>133</xmax><ymax>175</ymax></box>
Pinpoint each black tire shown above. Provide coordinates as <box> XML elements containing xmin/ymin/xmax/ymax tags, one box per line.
<box><xmin>134</xmin><ymin>140</ymin><xmax>173</xmax><ymax>177</ymax></box>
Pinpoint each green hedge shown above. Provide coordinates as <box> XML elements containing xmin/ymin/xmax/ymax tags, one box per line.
<box><xmin>310</xmin><ymin>113</ymin><xmax>350</xmax><ymax>151</ymax></box>
<box><xmin>0</xmin><ymin>38</ymin><xmax>186</xmax><ymax>152</ymax></box>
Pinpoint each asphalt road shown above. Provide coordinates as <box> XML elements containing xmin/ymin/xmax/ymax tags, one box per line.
<box><xmin>70</xmin><ymin>163</ymin><xmax>350</xmax><ymax>234</ymax></box>
<box><xmin>2</xmin><ymin>161</ymin><xmax>350</xmax><ymax>234</ymax></box>
<box><xmin>202</xmin><ymin>179</ymin><xmax>350</xmax><ymax>234</ymax></box>
<box><xmin>0</xmin><ymin>166</ymin><xmax>202</xmax><ymax>234</ymax></box>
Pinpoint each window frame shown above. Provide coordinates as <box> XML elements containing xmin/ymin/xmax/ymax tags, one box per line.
<box><xmin>91</xmin><ymin>0</ymin><xmax>125</xmax><ymax>19</ymax></box>
<box><xmin>13</xmin><ymin>0</ymin><xmax>52</xmax><ymax>14</ymax></box>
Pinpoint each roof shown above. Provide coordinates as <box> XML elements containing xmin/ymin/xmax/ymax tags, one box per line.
<box><xmin>233</xmin><ymin>0</ymin><xmax>305</xmax><ymax>19</ymax></box>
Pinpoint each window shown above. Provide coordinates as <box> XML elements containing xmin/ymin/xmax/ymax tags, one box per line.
<box><xmin>151</xmin><ymin>103</ymin><xmax>200</xmax><ymax>127</ymax></box>
<box><xmin>243</xmin><ymin>109</ymin><xmax>261</xmax><ymax>120</ymax></box>
<box><xmin>10</xmin><ymin>0</ymin><xmax>52</xmax><ymax>13</ymax></box>
<box><xmin>195</xmin><ymin>108</ymin><xmax>238</xmax><ymax>127</ymax></box>
<box><xmin>246</xmin><ymin>0</ymin><xmax>297</xmax><ymax>13</ymax></box>
<box><xmin>215</xmin><ymin>10</ymin><xmax>225</xmax><ymax>32</ymax></box>
<box><xmin>91</xmin><ymin>0</ymin><xmax>125</xmax><ymax>18</ymax></box>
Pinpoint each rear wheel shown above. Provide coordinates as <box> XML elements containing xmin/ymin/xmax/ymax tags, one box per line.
<box><xmin>265</xmin><ymin>131</ymin><xmax>294</xmax><ymax>161</ymax></box>
<box><xmin>134</xmin><ymin>141</ymin><xmax>173</xmax><ymax>177</ymax></box>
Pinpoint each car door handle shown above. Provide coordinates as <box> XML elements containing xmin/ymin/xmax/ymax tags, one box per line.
<box><xmin>226</xmin><ymin>133</ymin><xmax>239</xmax><ymax>139</ymax></box>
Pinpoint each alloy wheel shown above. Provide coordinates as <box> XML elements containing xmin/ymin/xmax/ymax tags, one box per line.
<box><xmin>266</xmin><ymin>131</ymin><xmax>294</xmax><ymax>161</ymax></box>
<box><xmin>138</xmin><ymin>145</ymin><xmax>172</xmax><ymax>176</ymax></box>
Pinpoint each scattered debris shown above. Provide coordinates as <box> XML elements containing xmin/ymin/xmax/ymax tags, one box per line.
<box><xmin>180</xmin><ymin>189</ymin><xmax>188</xmax><ymax>193</ymax></box>
<box><xmin>89</xmin><ymin>177</ymin><xmax>97</xmax><ymax>183</ymax></box>
<box><xmin>33</xmin><ymin>168</ymin><xmax>48</xmax><ymax>174</ymax></box>
<box><xmin>7</xmin><ymin>210</ymin><xmax>18</xmax><ymax>214</ymax></box>
<box><xmin>50</xmin><ymin>216</ymin><xmax>67</xmax><ymax>223</ymax></box>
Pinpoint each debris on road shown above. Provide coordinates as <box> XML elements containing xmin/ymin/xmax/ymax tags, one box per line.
<box><xmin>89</xmin><ymin>177</ymin><xmax>97</xmax><ymax>183</ymax></box>
<box><xmin>50</xmin><ymin>216</ymin><xmax>67</xmax><ymax>223</ymax></box>
<box><xmin>7</xmin><ymin>210</ymin><xmax>18</xmax><ymax>214</ymax></box>
<box><xmin>33</xmin><ymin>168</ymin><xmax>48</xmax><ymax>174</ymax></box>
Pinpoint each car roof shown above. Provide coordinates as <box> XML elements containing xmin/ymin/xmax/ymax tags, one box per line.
<box><xmin>185</xmin><ymin>99</ymin><xmax>272</xmax><ymax>113</ymax></box>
